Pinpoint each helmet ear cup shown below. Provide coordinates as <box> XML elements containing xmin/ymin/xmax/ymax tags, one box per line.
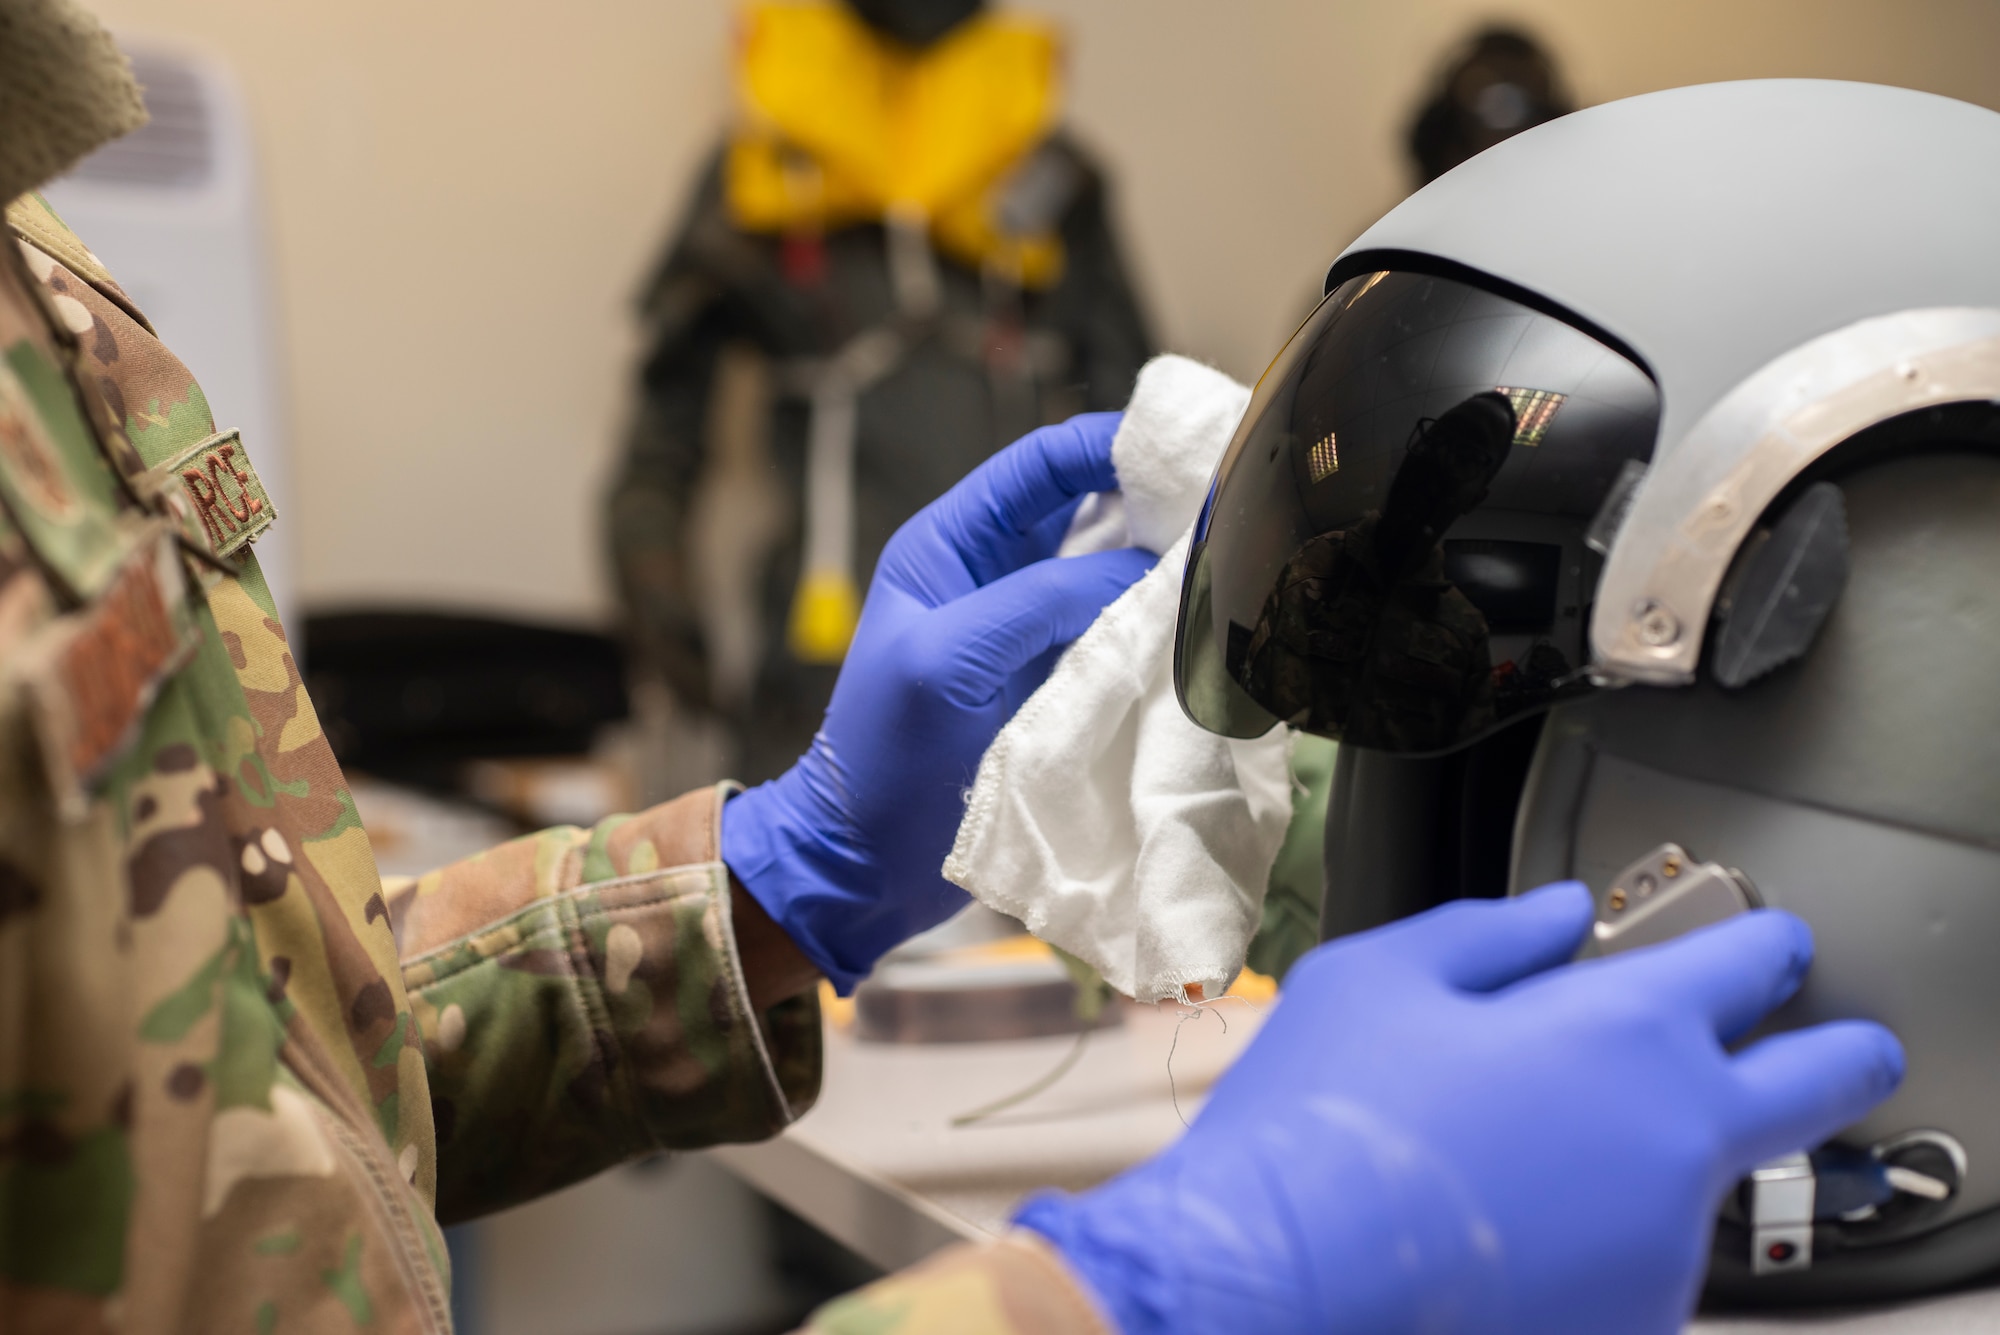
<box><xmin>1709</xmin><ymin>480</ymin><xmax>1851</xmax><ymax>689</ymax></box>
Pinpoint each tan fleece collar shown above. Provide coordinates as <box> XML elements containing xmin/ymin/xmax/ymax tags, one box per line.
<box><xmin>0</xmin><ymin>0</ymin><xmax>145</xmax><ymax>206</ymax></box>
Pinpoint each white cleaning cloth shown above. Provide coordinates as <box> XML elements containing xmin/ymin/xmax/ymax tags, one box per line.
<box><xmin>944</xmin><ymin>355</ymin><xmax>1295</xmax><ymax>1003</ymax></box>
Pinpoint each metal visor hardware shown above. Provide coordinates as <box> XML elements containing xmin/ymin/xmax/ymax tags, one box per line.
<box><xmin>1591</xmin><ymin>308</ymin><xmax>2000</xmax><ymax>687</ymax></box>
<box><xmin>1750</xmin><ymin>1154</ymin><xmax>1816</xmax><ymax>1276</ymax></box>
<box><xmin>1173</xmin><ymin>267</ymin><xmax>1661</xmax><ymax>755</ymax></box>
<box><xmin>1587</xmin><ymin>842</ymin><xmax>1760</xmax><ymax>958</ymax></box>
<box><xmin>1741</xmin><ymin>1132</ymin><xmax>1967</xmax><ymax>1277</ymax></box>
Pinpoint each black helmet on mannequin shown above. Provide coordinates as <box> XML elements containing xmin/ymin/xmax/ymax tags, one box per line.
<box><xmin>1407</xmin><ymin>26</ymin><xmax>1573</xmax><ymax>185</ymax></box>
<box><xmin>843</xmin><ymin>0</ymin><xmax>984</xmax><ymax>48</ymax></box>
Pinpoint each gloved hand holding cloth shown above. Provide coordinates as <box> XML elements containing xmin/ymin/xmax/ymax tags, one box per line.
<box><xmin>731</xmin><ymin>356</ymin><xmax>1295</xmax><ymax>1003</ymax></box>
<box><xmin>720</xmin><ymin>413</ymin><xmax>1155</xmax><ymax>991</ymax></box>
<box><xmin>946</xmin><ymin>354</ymin><xmax>1295</xmax><ymax>1003</ymax></box>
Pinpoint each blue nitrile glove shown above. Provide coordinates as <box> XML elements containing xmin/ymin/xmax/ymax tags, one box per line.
<box><xmin>1018</xmin><ymin>883</ymin><xmax>1904</xmax><ymax>1335</ymax></box>
<box><xmin>721</xmin><ymin>414</ymin><xmax>1155</xmax><ymax>991</ymax></box>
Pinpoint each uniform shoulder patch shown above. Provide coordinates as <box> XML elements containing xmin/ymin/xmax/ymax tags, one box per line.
<box><xmin>155</xmin><ymin>429</ymin><xmax>276</xmax><ymax>560</ymax></box>
<box><xmin>0</xmin><ymin>340</ymin><xmax>128</xmax><ymax>602</ymax></box>
<box><xmin>16</xmin><ymin>524</ymin><xmax>198</xmax><ymax>818</ymax></box>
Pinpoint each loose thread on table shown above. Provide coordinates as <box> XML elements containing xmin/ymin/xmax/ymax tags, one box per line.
<box><xmin>1166</xmin><ymin>993</ymin><xmax>1265</xmax><ymax>1128</ymax></box>
<box><xmin>950</xmin><ymin>1027</ymin><xmax>1094</xmax><ymax>1128</ymax></box>
<box><xmin>950</xmin><ymin>990</ymin><xmax>1267</xmax><ymax>1130</ymax></box>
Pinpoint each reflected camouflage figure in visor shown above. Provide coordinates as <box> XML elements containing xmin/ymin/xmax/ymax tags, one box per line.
<box><xmin>1178</xmin><ymin>265</ymin><xmax>1659</xmax><ymax>755</ymax></box>
<box><xmin>1243</xmin><ymin>390</ymin><xmax>1515</xmax><ymax>752</ymax></box>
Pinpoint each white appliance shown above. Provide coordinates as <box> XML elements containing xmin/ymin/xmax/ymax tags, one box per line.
<box><xmin>43</xmin><ymin>39</ymin><xmax>295</xmax><ymax>636</ymax></box>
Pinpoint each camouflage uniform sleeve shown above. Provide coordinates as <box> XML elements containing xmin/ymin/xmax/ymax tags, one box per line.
<box><xmin>387</xmin><ymin>782</ymin><xmax>821</xmax><ymax>1223</ymax></box>
<box><xmin>799</xmin><ymin>1234</ymin><xmax>1116</xmax><ymax>1335</ymax></box>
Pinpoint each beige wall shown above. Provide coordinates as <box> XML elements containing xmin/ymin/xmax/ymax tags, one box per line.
<box><xmin>83</xmin><ymin>0</ymin><xmax>2000</xmax><ymax>625</ymax></box>
<box><xmin>87</xmin><ymin>0</ymin><xmax>737</xmax><ymax>624</ymax></box>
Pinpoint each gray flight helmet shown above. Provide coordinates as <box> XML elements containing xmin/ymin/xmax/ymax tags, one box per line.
<box><xmin>1174</xmin><ymin>79</ymin><xmax>2000</xmax><ymax>1304</ymax></box>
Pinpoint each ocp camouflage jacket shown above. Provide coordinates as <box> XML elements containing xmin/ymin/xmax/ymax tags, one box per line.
<box><xmin>0</xmin><ymin>7</ymin><xmax>1119</xmax><ymax>1332</ymax></box>
<box><xmin>0</xmin><ymin>13</ymin><xmax>821</xmax><ymax>1326</ymax></box>
<box><xmin>0</xmin><ymin>186</ymin><xmax>825</xmax><ymax>1329</ymax></box>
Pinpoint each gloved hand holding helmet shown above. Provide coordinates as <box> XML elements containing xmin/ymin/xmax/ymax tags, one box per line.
<box><xmin>1019</xmin><ymin>885</ymin><xmax>1903</xmax><ymax>1335</ymax></box>
<box><xmin>722</xmin><ymin>413</ymin><xmax>1154</xmax><ymax>990</ymax></box>
<box><xmin>723</xmin><ymin>394</ymin><xmax>1903</xmax><ymax>1335</ymax></box>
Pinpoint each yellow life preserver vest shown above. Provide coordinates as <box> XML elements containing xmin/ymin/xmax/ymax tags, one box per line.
<box><xmin>725</xmin><ymin>0</ymin><xmax>1067</xmax><ymax>289</ymax></box>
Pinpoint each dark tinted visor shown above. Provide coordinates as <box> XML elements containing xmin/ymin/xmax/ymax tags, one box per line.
<box><xmin>1175</xmin><ymin>267</ymin><xmax>1661</xmax><ymax>754</ymax></box>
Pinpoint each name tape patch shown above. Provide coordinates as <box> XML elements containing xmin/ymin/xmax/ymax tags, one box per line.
<box><xmin>157</xmin><ymin>429</ymin><xmax>275</xmax><ymax>560</ymax></box>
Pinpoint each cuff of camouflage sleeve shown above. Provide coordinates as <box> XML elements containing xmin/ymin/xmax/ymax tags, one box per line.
<box><xmin>404</xmin><ymin>785</ymin><xmax>822</xmax><ymax>1221</ymax></box>
<box><xmin>564</xmin><ymin>782</ymin><xmax>824</xmax><ymax>1146</ymax></box>
<box><xmin>799</xmin><ymin>1233</ymin><xmax>1118</xmax><ymax>1335</ymax></box>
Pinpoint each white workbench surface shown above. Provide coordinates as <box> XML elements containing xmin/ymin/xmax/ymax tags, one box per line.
<box><xmin>709</xmin><ymin>1006</ymin><xmax>2000</xmax><ymax>1332</ymax></box>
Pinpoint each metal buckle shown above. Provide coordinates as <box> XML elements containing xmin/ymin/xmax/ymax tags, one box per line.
<box><xmin>1750</xmin><ymin>1153</ymin><xmax>1817</xmax><ymax>1275</ymax></box>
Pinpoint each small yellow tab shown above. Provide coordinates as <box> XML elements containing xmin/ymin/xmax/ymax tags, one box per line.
<box><xmin>817</xmin><ymin>979</ymin><xmax>855</xmax><ymax>1030</ymax></box>
<box><xmin>787</xmin><ymin>568</ymin><xmax>861</xmax><ymax>664</ymax></box>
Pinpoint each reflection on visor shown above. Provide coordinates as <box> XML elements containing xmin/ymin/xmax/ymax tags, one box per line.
<box><xmin>1444</xmin><ymin>539</ymin><xmax>1561</xmax><ymax>632</ymax></box>
<box><xmin>1242</xmin><ymin>393</ymin><xmax>1530</xmax><ymax>751</ymax></box>
<box><xmin>1309</xmin><ymin>432</ymin><xmax>1340</xmax><ymax>482</ymax></box>
<box><xmin>1174</xmin><ymin>266</ymin><xmax>1661</xmax><ymax>754</ymax></box>
<box><xmin>1497</xmin><ymin>387</ymin><xmax>1566</xmax><ymax>446</ymax></box>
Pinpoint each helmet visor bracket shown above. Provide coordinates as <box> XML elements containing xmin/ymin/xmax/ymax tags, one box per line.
<box><xmin>1590</xmin><ymin>308</ymin><xmax>2000</xmax><ymax>687</ymax></box>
